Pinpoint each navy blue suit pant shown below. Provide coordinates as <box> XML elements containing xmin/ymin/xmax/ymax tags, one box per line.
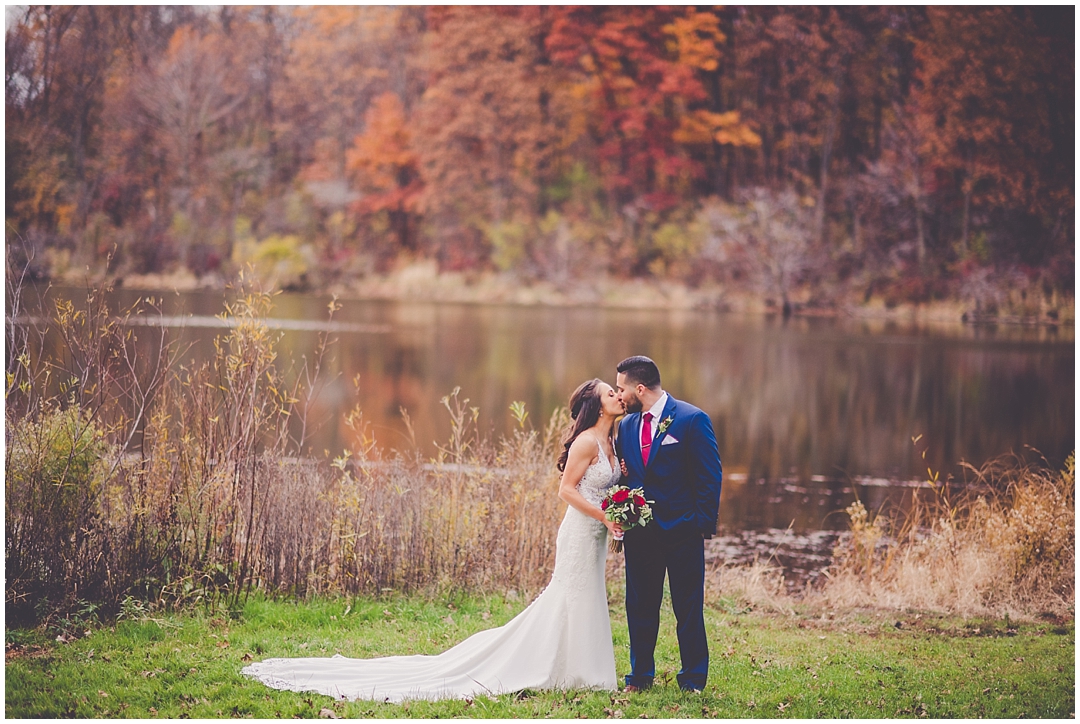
<box><xmin>623</xmin><ymin>522</ymin><xmax>707</xmax><ymax>691</ymax></box>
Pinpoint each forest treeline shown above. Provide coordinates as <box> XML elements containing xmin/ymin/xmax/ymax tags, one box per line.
<box><xmin>5</xmin><ymin>6</ymin><xmax>1074</xmax><ymax>311</ymax></box>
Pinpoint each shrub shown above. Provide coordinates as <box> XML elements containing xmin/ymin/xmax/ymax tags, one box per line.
<box><xmin>5</xmin><ymin>404</ymin><xmax>113</xmax><ymax>625</ymax></box>
<box><xmin>823</xmin><ymin>453</ymin><xmax>1075</xmax><ymax>618</ymax></box>
<box><xmin>232</xmin><ymin>233</ymin><xmax>313</xmax><ymax>290</ymax></box>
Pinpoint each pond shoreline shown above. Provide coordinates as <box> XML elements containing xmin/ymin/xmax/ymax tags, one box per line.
<box><xmin>96</xmin><ymin>264</ymin><xmax>1074</xmax><ymax>329</ymax></box>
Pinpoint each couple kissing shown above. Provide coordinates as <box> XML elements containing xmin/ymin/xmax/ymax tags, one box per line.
<box><xmin>243</xmin><ymin>355</ymin><xmax>723</xmax><ymax>702</ymax></box>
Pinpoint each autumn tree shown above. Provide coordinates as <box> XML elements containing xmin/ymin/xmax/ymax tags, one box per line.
<box><xmin>703</xmin><ymin>188</ymin><xmax>817</xmax><ymax>314</ymax></box>
<box><xmin>547</xmin><ymin>7</ymin><xmax>759</xmax><ymax>213</ymax></box>
<box><xmin>4</xmin><ymin>5</ymin><xmax>1072</xmax><ymax>302</ymax></box>
<box><xmin>913</xmin><ymin>6</ymin><xmax>1073</xmax><ymax>267</ymax></box>
<box><xmin>346</xmin><ymin>92</ymin><xmax>422</xmax><ymax>258</ymax></box>
<box><xmin>7</xmin><ymin>7</ymin><xmax>123</xmax><ymax>241</ymax></box>
<box><xmin>412</xmin><ymin>6</ymin><xmax>566</xmax><ymax>270</ymax></box>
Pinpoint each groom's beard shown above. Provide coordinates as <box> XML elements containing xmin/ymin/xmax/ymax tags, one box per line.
<box><xmin>622</xmin><ymin>397</ymin><xmax>643</xmax><ymax>414</ymax></box>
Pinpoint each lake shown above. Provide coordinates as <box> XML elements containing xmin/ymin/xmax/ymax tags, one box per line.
<box><xmin>18</xmin><ymin>286</ymin><xmax>1075</xmax><ymax>551</ymax></box>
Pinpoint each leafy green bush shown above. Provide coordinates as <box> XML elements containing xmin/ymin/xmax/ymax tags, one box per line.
<box><xmin>232</xmin><ymin>232</ymin><xmax>313</xmax><ymax>289</ymax></box>
<box><xmin>5</xmin><ymin>404</ymin><xmax>113</xmax><ymax>624</ymax></box>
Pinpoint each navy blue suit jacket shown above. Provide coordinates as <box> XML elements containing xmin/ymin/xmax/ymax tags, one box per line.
<box><xmin>616</xmin><ymin>396</ymin><xmax>723</xmax><ymax>537</ymax></box>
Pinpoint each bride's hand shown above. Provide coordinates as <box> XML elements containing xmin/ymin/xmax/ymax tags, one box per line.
<box><xmin>603</xmin><ymin>519</ymin><xmax>623</xmax><ymax>538</ymax></box>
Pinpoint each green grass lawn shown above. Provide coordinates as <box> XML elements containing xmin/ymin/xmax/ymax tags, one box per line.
<box><xmin>6</xmin><ymin>591</ymin><xmax>1074</xmax><ymax>718</ymax></box>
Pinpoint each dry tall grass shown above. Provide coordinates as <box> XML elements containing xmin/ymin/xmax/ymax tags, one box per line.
<box><xmin>6</xmin><ymin>270</ymin><xmax>1073</xmax><ymax>624</ymax></box>
<box><xmin>820</xmin><ymin>454</ymin><xmax>1075</xmax><ymax>619</ymax></box>
<box><xmin>6</xmin><ymin>275</ymin><xmax>570</xmax><ymax>623</ymax></box>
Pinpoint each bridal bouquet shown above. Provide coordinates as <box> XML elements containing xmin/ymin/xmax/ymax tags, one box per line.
<box><xmin>601</xmin><ymin>485</ymin><xmax>654</xmax><ymax>553</ymax></box>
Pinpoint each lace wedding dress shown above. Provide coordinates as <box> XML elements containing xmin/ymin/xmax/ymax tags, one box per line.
<box><xmin>242</xmin><ymin>440</ymin><xmax>620</xmax><ymax>702</ymax></box>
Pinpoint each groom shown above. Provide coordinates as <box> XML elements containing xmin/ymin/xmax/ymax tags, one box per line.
<box><xmin>614</xmin><ymin>355</ymin><xmax>723</xmax><ymax>693</ymax></box>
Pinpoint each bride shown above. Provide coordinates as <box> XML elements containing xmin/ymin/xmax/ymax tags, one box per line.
<box><xmin>242</xmin><ymin>379</ymin><xmax>625</xmax><ymax>702</ymax></box>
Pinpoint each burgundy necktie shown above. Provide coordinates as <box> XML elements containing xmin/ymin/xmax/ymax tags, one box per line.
<box><xmin>641</xmin><ymin>412</ymin><xmax>654</xmax><ymax>466</ymax></box>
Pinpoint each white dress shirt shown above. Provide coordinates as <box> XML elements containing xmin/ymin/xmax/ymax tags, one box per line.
<box><xmin>640</xmin><ymin>392</ymin><xmax>669</xmax><ymax>443</ymax></box>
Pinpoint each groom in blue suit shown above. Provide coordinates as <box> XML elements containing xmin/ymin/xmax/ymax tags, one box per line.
<box><xmin>615</xmin><ymin>356</ymin><xmax>723</xmax><ymax>693</ymax></box>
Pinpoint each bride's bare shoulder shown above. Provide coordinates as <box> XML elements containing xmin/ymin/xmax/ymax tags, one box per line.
<box><xmin>568</xmin><ymin>433</ymin><xmax>601</xmax><ymax>462</ymax></box>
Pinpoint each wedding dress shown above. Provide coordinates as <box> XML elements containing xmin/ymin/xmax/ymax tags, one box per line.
<box><xmin>242</xmin><ymin>440</ymin><xmax>620</xmax><ymax>702</ymax></box>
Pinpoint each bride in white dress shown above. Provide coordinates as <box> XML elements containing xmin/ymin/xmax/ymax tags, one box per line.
<box><xmin>242</xmin><ymin>379</ymin><xmax>625</xmax><ymax>702</ymax></box>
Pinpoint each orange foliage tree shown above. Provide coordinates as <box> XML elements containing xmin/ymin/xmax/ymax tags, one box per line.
<box><xmin>346</xmin><ymin>92</ymin><xmax>423</xmax><ymax>257</ymax></box>
<box><xmin>4</xmin><ymin>5</ymin><xmax>1073</xmax><ymax>298</ymax></box>
<box><xmin>913</xmin><ymin>6</ymin><xmax>1072</xmax><ymax>264</ymax></box>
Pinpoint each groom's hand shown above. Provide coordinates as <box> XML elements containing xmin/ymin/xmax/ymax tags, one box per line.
<box><xmin>619</xmin><ymin>458</ymin><xmax>629</xmax><ymax>477</ymax></box>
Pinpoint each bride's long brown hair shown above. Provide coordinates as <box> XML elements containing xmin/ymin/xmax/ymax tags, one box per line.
<box><xmin>556</xmin><ymin>378</ymin><xmax>606</xmax><ymax>472</ymax></box>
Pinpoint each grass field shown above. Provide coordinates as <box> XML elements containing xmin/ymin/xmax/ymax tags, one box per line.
<box><xmin>6</xmin><ymin>591</ymin><xmax>1073</xmax><ymax>719</ymax></box>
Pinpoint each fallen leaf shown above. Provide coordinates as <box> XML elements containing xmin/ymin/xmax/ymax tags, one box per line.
<box><xmin>216</xmin><ymin>640</ymin><xmax>230</xmax><ymax>649</ymax></box>
<box><xmin>98</xmin><ymin>690</ymin><xmax>109</xmax><ymax>698</ymax></box>
<box><xmin>318</xmin><ymin>707</ymin><xmax>341</xmax><ymax>718</ymax></box>
<box><xmin>241</xmin><ymin>653</ymin><xmax>253</xmax><ymax>662</ymax></box>
<box><xmin>148</xmin><ymin>707</ymin><xmax>157</xmax><ymax>715</ymax></box>
<box><xmin>481</xmin><ymin>611</ymin><xmax>491</xmax><ymax>620</ymax></box>
<box><xmin>778</xmin><ymin>702</ymin><xmax>790</xmax><ymax>712</ymax></box>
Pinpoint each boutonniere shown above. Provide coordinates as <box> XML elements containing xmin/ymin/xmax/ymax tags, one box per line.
<box><xmin>657</xmin><ymin>415</ymin><xmax>674</xmax><ymax>436</ymax></box>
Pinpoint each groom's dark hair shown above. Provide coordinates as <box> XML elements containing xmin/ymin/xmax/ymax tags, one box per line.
<box><xmin>617</xmin><ymin>355</ymin><xmax>661</xmax><ymax>390</ymax></box>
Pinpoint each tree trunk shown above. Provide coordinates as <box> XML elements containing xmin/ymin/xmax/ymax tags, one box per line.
<box><xmin>913</xmin><ymin>154</ymin><xmax>927</xmax><ymax>269</ymax></box>
<box><xmin>262</xmin><ymin>8</ymin><xmax>278</xmax><ymax>176</ymax></box>
<box><xmin>960</xmin><ymin>145</ymin><xmax>974</xmax><ymax>256</ymax></box>
<box><xmin>815</xmin><ymin>102</ymin><xmax>839</xmax><ymax>246</ymax></box>
<box><xmin>960</xmin><ymin>183</ymin><xmax>971</xmax><ymax>256</ymax></box>
<box><xmin>915</xmin><ymin>201</ymin><xmax>926</xmax><ymax>269</ymax></box>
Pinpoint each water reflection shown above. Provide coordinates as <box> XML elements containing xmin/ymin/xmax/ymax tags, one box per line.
<box><xmin>20</xmin><ymin>286</ymin><xmax>1074</xmax><ymax>535</ymax></box>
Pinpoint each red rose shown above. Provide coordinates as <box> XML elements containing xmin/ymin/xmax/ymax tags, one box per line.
<box><xmin>612</xmin><ymin>489</ymin><xmax>629</xmax><ymax>504</ymax></box>
<box><xmin>625</xmin><ymin>511</ymin><xmax>639</xmax><ymax>525</ymax></box>
<box><xmin>633</xmin><ymin>495</ymin><xmax>645</xmax><ymax>506</ymax></box>
<box><xmin>601</xmin><ymin>499</ymin><xmax>609</xmax><ymax>510</ymax></box>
